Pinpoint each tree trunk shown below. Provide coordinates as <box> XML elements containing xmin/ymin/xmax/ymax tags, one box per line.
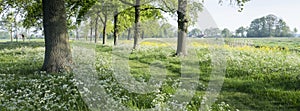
<box><xmin>269</xmin><ymin>27</ymin><xmax>272</xmax><ymax>37</ymax></box>
<box><xmin>10</xmin><ymin>26</ymin><xmax>13</xmax><ymax>42</ymax></box>
<box><xmin>95</xmin><ymin>14</ymin><xmax>99</xmax><ymax>43</ymax></box>
<box><xmin>90</xmin><ymin>20</ymin><xmax>93</xmax><ymax>42</ymax></box>
<box><xmin>15</xmin><ymin>21</ymin><xmax>18</xmax><ymax>42</ymax></box>
<box><xmin>122</xmin><ymin>33</ymin><xmax>125</xmax><ymax>40</ymax></box>
<box><xmin>141</xmin><ymin>30</ymin><xmax>144</xmax><ymax>39</ymax></box>
<box><xmin>102</xmin><ymin>15</ymin><xmax>107</xmax><ymax>45</ymax></box>
<box><xmin>127</xmin><ymin>28</ymin><xmax>131</xmax><ymax>40</ymax></box>
<box><xmin>133</xmin><ymin>0</ymin><xmax>141</xmax><ymax>49</ymax></box>
<box><xmin>85</xmin><ymin>36</ymin><xmax>87</xmax><ymax>41</ymax></box>
<box><xmin>41</xmin><ymin>0</ymin><xmax>72</xmax><ymax>73</ymax></box>
<box><xmin>76</xmin><ymin>26</ymin><xmax>79</xmax><ymax>40</ymax></box>
<box><xmin>113</xmin><ymin>12</ymin><xmax>119</xmax><ymax>46</ymax></box>
<box><xmin>176</xmin><ymin>0</ymin><xmax>188</xmax><ymax>56</ymax></box>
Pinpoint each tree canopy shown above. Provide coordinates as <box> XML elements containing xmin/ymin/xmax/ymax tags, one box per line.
<box><xmin>247</xmin><ymin>14</ymin><xmax>294</xmax><ymax>37</ymax></box>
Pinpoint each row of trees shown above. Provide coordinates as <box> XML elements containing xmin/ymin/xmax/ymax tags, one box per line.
<box><xmin>247</xmin><ymin>14</ymin><xmax>295</xmax><ymax>37</ymax></box>
<box><xmin>0</xmin><ymin>0</ymin><xmax>249</xmax><ymax>73</ymax></box>
<box><xmin>188</xmin><ymin>14</ymin><xmax>297</xmax><ymax>38</ymax></box>
<box><xmin>78</xmin><ymin>18</ymin><xmax>177</xmax><ymax>41</ymax></box>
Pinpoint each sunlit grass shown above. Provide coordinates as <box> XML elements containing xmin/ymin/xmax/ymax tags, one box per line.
<box><xmin>0</xmin><ymin>38</ymin><xmax>300</xmax><ymax>110</ymax></box>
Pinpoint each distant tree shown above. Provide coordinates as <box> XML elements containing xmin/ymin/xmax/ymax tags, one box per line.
<box><xmin>236</xmin><ymin>26</ymin><xmax>246</xmax><ymax>37</ymax></box>
<box><xmin>0</xmin><ymin>15</ymin><xmax>14</xmax><ymax>42</ymax></box>
<box><xmin>140</xmin><ymin>20</ymin><xmax>160</xmax><ymax>38</ymax></box>
<box><xmin>0</xmin><ymin>31</ymin><xmax>9</xmax><ymax>39</ymax></box>
<box><xmin>274</xmin><ymin>19</ymin><xmax>293</xmax><ymax>37</ymax></box>
<box><xmin>221</xmin><ymin>28</ymin><xmax>231</xmax><ymax>37</ymax></box>
<box><xmin>247</xmin><ymin>15</ymin><xmax>293</xmax><ymax>37</ymax></box>
<box><xmin>293</xmin><ymin>27</ymin><xmax>298</xmax><ymax>37</ymax></box>
<box><xmin>246</xmin><ymin>18</ymin><xmax>260</xmax><ymax>37</ymax></box>
<box><xmin>247</xmin><ymin>17</ymin><xmax>270</xmax><ymax>37</ymax></box>
<box><xmin>204</xmin><ymin>28</ymin><xmax>220</xmax><ymax>37</ymax></box>
<box><xmin>160</xmin><ymin>23</ymin><xmax>175</xmax><ymax>38</ymax></box>
<box><xmin>189</xmin><ymin>28</ymin><xmax>202</xmax><ymax>37</ymax></box>
<box><xmin>266</xmin><ymin>14</ymin><xmax>277</xmax><ymax>37</ymax></box>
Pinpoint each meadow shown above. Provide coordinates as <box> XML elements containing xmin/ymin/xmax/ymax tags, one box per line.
<box><xmin>0</xmin><ymin>38</ymin><xmax>299</xmax><ymax>110</ymax></box>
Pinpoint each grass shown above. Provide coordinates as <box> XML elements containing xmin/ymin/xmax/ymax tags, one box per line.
<box><xmin>0</xmin><ymin>41</ymin><xmax>89</xmax><ymax>110</ymax></box>
<box><xmin>225</xmin><ymin>37</ymin><xmax>300</xmax><ymax>52</ymax></box>
<box><xmin>0</xmin><ymin>38</ymin><xmax>300</xmax><ymax>110</ymax></box>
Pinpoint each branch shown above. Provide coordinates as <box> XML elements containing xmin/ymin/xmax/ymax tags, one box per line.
<box><xmin>160</xmin><ymin>0</ymin><xmax>176</xmax><ymax>13</ymax></box>
<box><xmin>116</xmin><ymin>6</ymin><xmax>134</xmax><ymax>15</ymax></box>
<box><xmin>119</xmin><ymin>0</ymin><xmax>134</xmax><ymax>6</ymax></box>
<box><xmin>98</xmin><ymin>12</ymin><xmax>105</xmax><ymax>24</ymax></box>
<box><xmin>140</xmin><ymin>7</ymin><xmax>174</xmax><ymax>13</ymax></box>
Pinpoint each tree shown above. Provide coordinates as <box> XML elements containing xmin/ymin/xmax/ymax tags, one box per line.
<box><xmin>274</xmin><ymin>19</ymin><xmax>292</xmax><ymax>37</ymax></box>
<box><xmin>0</xmin><ymin>16</ymin><xmax>14</xmax><ymax>42</ymax></box>
<box><xmin>266</xmin><ymin>14</ymin><xmax>277</xmax><ymax>37</ymax></box>
<box><xmin>118</xmin><ymin>0</ymin><xmax>182</xmax><ymax>48</ymax></box>
<box><xmin>160</xmin><ymin>22</ymin><xmax>175</xmax><ymax>38</ymax></box>
<box><xmin>110</xmin><ymin>0</ymin><xmax>126</xmax><ymax>45</ymax></box>
<box><xmin>41</xmin><ymin>0</ymin><xmax>72</xmax><ymax>73</ymax></box>
<box><xmin>76</xmin><ymin>21</ymin><xmax>90</xmax><ymax>41</ymax></box>
<box><xmin>0</xmin><ymin>0</ymin><xmax>98</xmax><ymax>73</ymax></box>
<box><xmin>294</xmin><ymin>28</ymin><xmax>298</xmax><ymax>37</ymax></box>
<box><xmin>86</xmin><ymin>1</ymin><xmax>111</xmax><ymax>44</ymax></box>
<box><xmin>221</xmin><ymin>28</ymin><xmax>231</xmax><ymax>37</ymax></box>
<box><xmin>119</xmin><ymin>0</ymin><xmax>143</xmax><ymax>49</ymax></box>
<box><xmin>189</xmin><ymin>28</ymin><xmax>202</xmax><ymax>37</ymax></box>
<box><xmin>247</xmin><ymin>15</ymin><xmax>293</xmax><ymax>37</ymax></box>
<box><xmin>204</xmin><ymin>28</ymin><xmax>221</xmax><ymax>37</ymax></box>
<box><xmin>97</xmin><ymin>1</ymin><xmax>115</xmax><ymax>44</ymax></box>
<box><xmin>161</xmin><ymin>0</ymin><xmax>249</xmax><ymax>56</ymax></box>
<box><xmin>176</xmin><ymin>0</ymin><xmax>189</xmax><ymax>55</ymax></box>
<box><xmin>140</xmin><ymin>20</ymin><xmax>161</xmax><ymax>38</ymax></box>
<box><xmin>247</xmin><ymin>18</ymin><xmax>262</xmax><ymax>37</ymax></box>
<box><xmin>113</xmin><ymin>11</ymin><xmax>119</xmax><ymax>45</ymax></box>
<box><xmin>236</xmin><ymin>26</ymin><xmax>246</xmax><ymax>37</ymax></box>
<box><xmin>89</xmin><ymin>18</ymin><xmax>94</xmax><ymax>42</ymax></box>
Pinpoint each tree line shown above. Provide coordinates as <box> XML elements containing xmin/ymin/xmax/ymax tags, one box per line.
<box><xmin>0</xmin><ymin>0</ymin><xmax>248</xmax><ymax>73</ymax></box>
<box><xmin>189</xmin><ymin>14</ymin><xmax>297</xmax><ymax>38</ymax></box>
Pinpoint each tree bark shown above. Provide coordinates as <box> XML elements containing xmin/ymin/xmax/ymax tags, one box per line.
<box><xmin>15</xmin><ymin>22</ymin><xmax>18</xmax><ymax>42</ymax></box>
<box><xmin>90</xmin><ymin>19</ymin><xmax>93</xmax><ymax>42</ymax></box>
<box><xmin>95</xmin><ymin>14</ymin><xmax>99</xmax><ymax>43</ymax></box>
<box><xmin>76</xmin><ymin>26</ymin><xmax>79</xmax><ymax>40</ymax></box>
<box><xmin>41</xmin><ymin>0</ymin><xmax>72</xmax><ymax>73</ymax></box>
<box><xmin>127</xmin><ymin>28</ymin><xmax>131</xmax><ymax>40</ymax></box>
<box><xmin>102</xmin><ymin>15</ymin><xmax>107</xmax><ymax>45</ymax></box>
<box><xmin>113</xmin><ymin>12</ymin><xmax>119</xmax><ymax>46</ymax></box>
<box><xmin>10</xmin><ymin>25</ymin><xmax>13</xmax><ymax>42</ymax></box>
<box><xmin>176</xmin><ymin>0</ymin><xmax>188</xmax><ymax>56</ymax></box>
<box><xmin>141</xmin><ymin>30</ymin><xmax>144</xmax><ymax>39</ymax></box>
<box><xmin>133</xmin><ymin>0</ymin><xmax>141</xmax><ymax>49</ymax></box>
<box><xmin>122</xmin><ymin>33</ymin><xmax>125</xmax><ymax>40</ymax></box>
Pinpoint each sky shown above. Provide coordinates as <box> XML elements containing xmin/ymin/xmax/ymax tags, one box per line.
<box><xmin>200</xmin><ymin>0</ymin><xmax>300</xmax><ymax>32</ymax></box>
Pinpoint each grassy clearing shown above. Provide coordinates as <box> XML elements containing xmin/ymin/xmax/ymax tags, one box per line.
<box><xmin>94</xmin><ymin>39</ymin><xmax>300</xmax><ymax>110</ymax></box>
<box><xmin>0</xmin><ymin>41</ymin><xmax>89</xmax><ymax>110</ymax></box>
<box><xmin>0</xmin><ymin>38</ymin><xmax>300</xmax><ymax>110</ymax></box>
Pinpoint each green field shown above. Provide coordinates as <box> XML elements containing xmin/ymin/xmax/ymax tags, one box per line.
<box><xmin>0</xmin><ymin>38</ymin><xmax>300</xmax><ymax>110</ymax></box>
